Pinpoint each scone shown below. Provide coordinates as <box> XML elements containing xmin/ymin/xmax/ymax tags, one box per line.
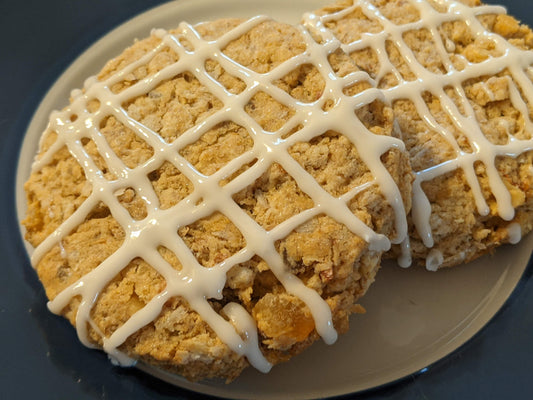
<box><xmin>22</xmin><ymin>16</ymin><xmax>412</xmax><ymax>381</ymax></box>
<box><xmin>305</xmin><ymin>0</ymin><xmax>533</xmax><ymax>269</ymax></box>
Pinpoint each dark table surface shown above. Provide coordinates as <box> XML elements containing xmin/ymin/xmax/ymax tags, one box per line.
<box><xmin>1</xmin><ymin>1</ymin><xmax>532</xmax><ymax>399</ymax></box>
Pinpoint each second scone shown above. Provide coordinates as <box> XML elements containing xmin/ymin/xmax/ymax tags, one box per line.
<box><xmin>306</xmin><ymin>0</ymin><xmax>533</xmax><ymax>269</ymax></box>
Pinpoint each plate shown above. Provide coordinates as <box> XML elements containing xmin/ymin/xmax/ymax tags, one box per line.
<box><xmin>10</xmin><ymin>0</ymin><xmax>533</xmax><ymax>399</ymax></box>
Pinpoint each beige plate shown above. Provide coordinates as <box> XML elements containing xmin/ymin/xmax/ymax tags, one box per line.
<box><xmin>15</xmin><ymin>0</ymin><xmax>533</xmax><ymax>399</ymax></box>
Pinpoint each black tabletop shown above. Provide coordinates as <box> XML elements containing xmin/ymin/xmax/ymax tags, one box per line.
<box><xmin>1</xmin><ymin>1</ymin><xmax>532</xmax><ymax>399</ymax></box>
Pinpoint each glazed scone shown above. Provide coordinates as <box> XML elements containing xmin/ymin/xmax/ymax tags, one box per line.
<box><xmin>306</xmin><ymin>0</ymin><xmax>533</xmax><ymax>269</ymax></box>
<box><xmin>22</xmin><ymin>16</ymin><xmax>413</xmax><ymax>381</ymax></box>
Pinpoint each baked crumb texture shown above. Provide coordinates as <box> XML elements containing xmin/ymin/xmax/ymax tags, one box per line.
<box><xmin>23</xmin><ymin>17</ymin><xmax>411</xmax><ymax>381</ymax></box>
<box><xmin>307</xmin><ymin>0</ymin><xmax>533</xmax><ymax>269</ymax></box>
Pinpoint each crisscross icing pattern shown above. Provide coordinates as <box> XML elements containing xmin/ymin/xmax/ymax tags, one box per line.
<box><xmin>29</xmin><ymin>16</ymin><xmax>407</xmax><ymax>371</ymax></box>
<box><xmin>305</xmin><ymin>0</ymin><xmax>533</xmax><ymax>269</ymax></box>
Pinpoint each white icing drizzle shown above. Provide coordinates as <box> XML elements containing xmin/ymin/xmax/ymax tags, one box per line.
<box><xmin>397</xmin><ymin>237</ymin><xmax>412</xmax><ymax>268</ymax></box>
<box><xmin>507</xmin><ymin>222</ymin><xmax>522</xmax><ymax>244</ymax></box>
<box><xmin>425</xmin><ymin>248</ymin><xmax>443</xmax><ymax>271</ymax></box>
<box><xmin>29</xmin><ymin>17</ymin><xmax>407</xmax><ymax>371</ymax></box>
<box><xmin>305</xmin><ymin>0</ymin><xmax>533</xmax><ymax>269</ymax></box>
